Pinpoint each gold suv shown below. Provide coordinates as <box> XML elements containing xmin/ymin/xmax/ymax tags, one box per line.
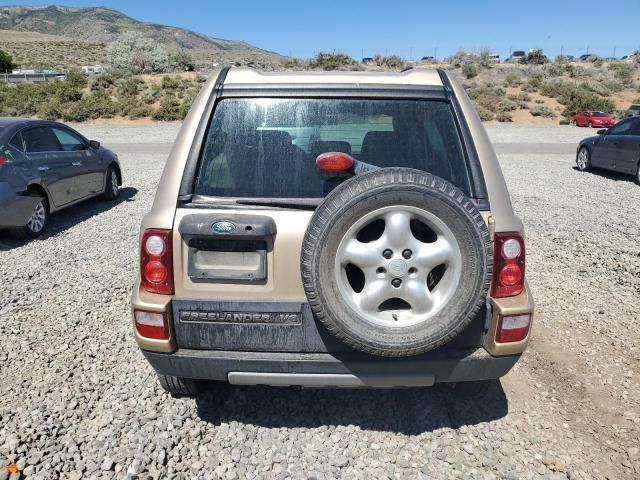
<box><xmin>131</xmin><ymin>67</ymin><xmax>534</xmax><ymax>395</ymax></box>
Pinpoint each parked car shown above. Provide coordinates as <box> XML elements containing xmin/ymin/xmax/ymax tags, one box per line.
<box><xmin>0</xmin><ymin>119</ymin><xmax>122</xmax><ymax>238</ymax></box>
<box><xmin>625</xmin><ymin>104</ymin><xmax>640</xmax><ymax>118</ymax></box>
<box><xmin>579</xmin><ymin>54</ymin><xmax>594</xmax><ymax>61</ymax></box>
<box><xmin>362</xmin><ymin>57</ymin><xmax>374</xmax><ymax>64</ymax></box>
<box><xmin>576</xmin><ymin>116</ymin><xmax>640</xmax><ymax>183</ymax></box>
<box><xmin>131</xmin><ymin>67</ymin><xmax>534</xmax><ymax>396</ymax></box>
<box><xmin>507</xmin><ymin>50</ymin><xmax>526</xmax><ymax>63</ymax></box>
<box><xmin>487</xmin><ymin>55</ymin><xmax>501</xmax><ymax>63</ymax></box>
<box><xmin>420</xmin><ymin>56</ymin><xmax>436</xmax><ymax>63</ymax></box>
<box><xmin>573</xmin><ymin>111</ymin><xmax>615</xmax><ymax>128</ymax></box>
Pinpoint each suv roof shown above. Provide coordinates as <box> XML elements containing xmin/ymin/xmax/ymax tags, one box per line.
<box><xmin>223</xmin><ymin>67</ymin><xmax>444</xmax><ymax>87</ymax></box>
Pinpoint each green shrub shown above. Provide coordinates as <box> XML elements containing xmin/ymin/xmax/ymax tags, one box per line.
<box><xmin>504</xmin><ymin>73</ymin><xmax>523</xmax><ymax>87</ymax></box>
<box><xmin>461</xmin><ymin>63</ymin><xmax>478</xmax><ymax>79</ymax></box>
<box><xmin>540</xmin><ymin>78</ymin><xmax>572</xmax><ymax>98</ymax></box>
<box><xmin>309</xmin><ymin>52</ymin><xmax>356</xmax><ymax>71</ymax></box>
<box><xmin>467</xmin><ymin>81</ymin><xmax>506</xmax><ymax>112</ymax></box>
<box><xmin>608</xmin><ymin>63</ymin><xmax>635</xmax><ymax>86</ymax></box>
<box><xmin>520</xmin><ymin>51</ymin><xmax>549</xmax><ymax>65</ymax></box>
<box><xmin>588</xmin><ymin>55</ymin><xmax>604</xmax><ymax>68</ymax></box>
<box><xmin>527</xmin><ymin>72</ymin><xmax>544</xmax><ymax>89</ymax></box>
<box><xmin>543</xmin><ymin>63</ymin><xmax>565</xmax><ymax>77</ymax></box>
<box><xmin>560</xmin><ymin>91</ymin><xmax>615</xmax><ymax>117</ymax></box>
<box><xmin>152</xmin><ymin>95</ymin><xmax>181</xmax><ymax>121</ymax></box>
<box><xmin>0</xmin><ymin>48</ymin><xmax>17</xmax><ymax>73</ymax></box>
<box><xmin>474</xmin><ymin>104</ymin><xmax>494</xmax><ymax>121</ymax></box>
<box><xmin>529</xmin><ymin>105</ymin><xmax>556</xmax><ymax>118</ymax></box>
<box><xmin>496</xmin><ymin>98</ymin><xmax>518</xmax><ymax>112</ymax></box>
<box><xmin>507</xmin><ymin>92</ymin><xmax>531</xmax><ymax>102</ymax></box>
<box><xmin>496</xmin><ymin>111</ymin><xmax>513</xmax><ymax>122</ymax></box>
<box><xmin>116</xmin><ymin>77</ymin><xmax>142</xmax><ymax>97</ymax></box>
<box><xmin>373</xmin><ymin>54</ymin><xmax>405</xmax><ymax>69</ymax></box>
<box><xmin>61</xmin><ymin>101</ymin><xmax>91</xmax><ymax>122</ymax></box>
<box><xmin>127</xmin><ymin>104</ymin><xmax>154</xmax><ymax>120</ymax></box>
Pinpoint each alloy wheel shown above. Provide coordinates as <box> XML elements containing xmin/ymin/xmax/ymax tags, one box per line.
<box><xmin>334</xmin><ymin>205</ymin><xmax>462</xmax><ymax>328</ymax></box>
<box><xmin>27</xmin><ymin>200</ymin><xmax>46</xmax><ymax>233</ymax></box>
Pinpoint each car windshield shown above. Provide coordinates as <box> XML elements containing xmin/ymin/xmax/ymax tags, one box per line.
<box><xmin>194</xmin><ymin>98</ymin><xmax>472</xmax><ymax>199</ymax></box>
<box><xmin>592</xmin><ymin>112</ymin><xmax>609</xmax><ymax>117</ymax></box>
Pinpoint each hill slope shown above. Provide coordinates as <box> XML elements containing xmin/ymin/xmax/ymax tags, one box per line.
<box><xmin>0</xmin><ymin>5</ymin><xmax>285</xmax><ymax>67</ymax></box>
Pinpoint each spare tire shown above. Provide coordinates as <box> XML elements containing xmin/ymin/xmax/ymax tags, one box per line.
<box><xmin>301</xmin><ymin>168</ymin><xmax>492</xmax><ymax>357</ymax></box>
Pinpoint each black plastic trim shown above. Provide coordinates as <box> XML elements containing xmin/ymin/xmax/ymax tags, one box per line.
<box><xmin>178</xmin><ymin>66</ymin><xmax>230</xmax><ymax>201</ymax></box>
<box><xmin>220</xmin><ymin>84</ymin><xmax>447</xmax><ymax>99</ymax></box>
<box><xmin>142</xmin><ymin>347</ymin><xmax>520</xmax><ymax>384</ymax></box>
<box><xmin>178</xmin><ymin>213</ymin><xmax>277</xmax><ymax>239</ymax></box>
<box><xmin>437</xmin><ymin>69</ymin><xmax>489</xmax><ymax>203</ymax></box>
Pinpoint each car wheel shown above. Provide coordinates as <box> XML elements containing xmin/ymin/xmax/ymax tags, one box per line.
<box><xmin>102</xmin><ymin>166</ymin><xmax>119</xmax><ymax>201</ymax></box>
<box><xmin>636</xmin><ymin>162</ymin><xmax>640</xmax><ymax>185</ymax></box>
<box><xmin>157</xmin><ymin>374</ymin><xmax>202</xmax><ymax>397</ymax></box>
<box><xmin>576</xmin><ymin>147</ymin><xmax>591</xmax><ymax>171</ymax></box>
<box><xmin>11</xmin><ymin>196</ymin><xmax>48</xmax><ymax>239</ymax></box>
<box><xmin>588</xmin><ymin>121</ymin><xmax>593</xmax><ymax>128</ymax></box>
<box><xmin>301</xmin><ymin>168</ymin><xmax>492</xmax><ymax>357</ymax></box>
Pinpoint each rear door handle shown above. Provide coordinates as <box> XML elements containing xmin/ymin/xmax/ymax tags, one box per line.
<box><xmin>37</xmin><ymin>166</ymin><xmax>49</xmax><ymax>172</ymax></box>
<box><xmin>72</xmin><ymin>161</ymin><xmax>82</xmax><ymax>166</ymax></box>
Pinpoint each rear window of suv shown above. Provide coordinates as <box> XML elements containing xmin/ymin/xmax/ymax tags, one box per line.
<box><xmin>194</xmin><ymin>98</ymin><xmax>472</xmax><ymax>199</ymax></box>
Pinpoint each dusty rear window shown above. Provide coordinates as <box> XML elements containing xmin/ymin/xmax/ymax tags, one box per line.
<box><xmin>194</xmin><ymin>98</ymin><xmax>472</xmax><ymax>199</ymax></box>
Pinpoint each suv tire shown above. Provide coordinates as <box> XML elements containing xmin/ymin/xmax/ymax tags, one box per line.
<box><xmin>301</xmin><ymin>168</ymin><xmax>492</xmax><ymax>357</ymax></box>
<box><xmin>157</xmin><ymin>374</ymin><xmax>202</xmax><ymax>396</ymax></box>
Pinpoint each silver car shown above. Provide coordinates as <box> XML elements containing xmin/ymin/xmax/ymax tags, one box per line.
<box><xmin>0</xmin><ymin>118</ymin><xmax>122</xmax><ymax>238</ymax></box>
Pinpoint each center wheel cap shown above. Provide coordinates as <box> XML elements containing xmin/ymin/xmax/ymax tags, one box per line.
<box><xmin>388</xmin><ymin>258</ymin><xmax>409</xmax><ymax>277</ymax></box>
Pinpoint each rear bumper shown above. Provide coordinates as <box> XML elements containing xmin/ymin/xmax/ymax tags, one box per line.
<box><xmin>142</xmin><ymin>347</ymin><xmax>520</xmax><ymax>387</ymax></box>
<box><xmin>0</xmin><ymin>183</ymin><xmax>38</xmax><ymax>228</ymax></box>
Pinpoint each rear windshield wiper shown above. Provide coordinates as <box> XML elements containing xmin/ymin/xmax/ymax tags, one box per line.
<box><xmin>234</xmin><ymin>198</ymin><xmax>321</xmax><ymax>210</ymax></box>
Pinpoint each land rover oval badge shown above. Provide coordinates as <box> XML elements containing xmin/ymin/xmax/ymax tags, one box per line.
<box><xmin>212</xmin><ymin>221</ymin><xmax>236</xmax><ymax>234</ymax></box>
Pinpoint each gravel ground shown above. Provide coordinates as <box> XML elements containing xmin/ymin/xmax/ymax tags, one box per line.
<box><xmin>1</xmin><ymin>123</ymin><xmax>639</xmax><ymax>479</ymax></box>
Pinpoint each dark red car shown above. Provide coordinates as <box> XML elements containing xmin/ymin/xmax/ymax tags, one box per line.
<box><xmin>573</xmin><ymin>111</ymin><xmax>616</xmax><ymax>128</ymax></box>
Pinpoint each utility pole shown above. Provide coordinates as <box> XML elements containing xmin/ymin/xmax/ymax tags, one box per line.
<box><xmin>409</xmin><ymin>47</ymin><xmax>413</xmax><ymax>60</ymax></box>
<box><xmin>434</xmin><ymin>47</ymin><xmax>438</xmax><ymax>60</ymax></box>
<box><xmin>613</xmin><ymin>45</ymin><xmax>616</xmax><ymax>58</ymax></box>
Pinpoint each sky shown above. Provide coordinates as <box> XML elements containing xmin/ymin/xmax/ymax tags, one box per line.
<box><xmin>7</xmin><ymin>0</ymin><xmax>640</xmax><ymax>60</ymax></box>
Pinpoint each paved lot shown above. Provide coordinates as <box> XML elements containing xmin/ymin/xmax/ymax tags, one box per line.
<box><xmin>1</xmin><ymin>124</ymin><xmax>639</xmax><ymax>479</ymax></box>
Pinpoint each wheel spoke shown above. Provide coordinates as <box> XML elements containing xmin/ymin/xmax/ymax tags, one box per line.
<box><xmin>403</xmin><ymin>280</ymin><xmax>434</xmax><ymax>313</ymax></box>
<box><xmin>383</xmin><ymin>211</ymin><xmax>412</xmax><ymax>250</ymax></box>
<box><xmin>356</xmin><ymin>280</ymin><xmax>391</xmax><ymax>312</ymax></box>
<box><xmin>340</xmin><ymin>239</ymin><xmax>379</xmax><ymax>268</ymax></box>
<box><xmin>414</xmin><ymin>238</ymin><xmax>452</xmax><ymax>270</ymax></box>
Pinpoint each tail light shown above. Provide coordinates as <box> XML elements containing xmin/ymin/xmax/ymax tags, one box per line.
<box><xmin>0</xmin><ymin>154</ymin><xmax>7</xmax><ymax>168</ymax></box>
<box><xmin>492</xmin><ymin>232</ymin><xmax>525</xmax><ymax>298</ymax></box>
<box><xmin>140</xmin><ymin>229</ymin><xmax>174</xmax><ymax>295</ymax></box>
<box><xmin>134</xmin><ymin>310</ymin><xmax>169</xmax><ymax>340</ymax></box>
<box><xmin>496</xmin><ymin>314</ymin><xmax>531</xmax><ymax>343</ymax></box>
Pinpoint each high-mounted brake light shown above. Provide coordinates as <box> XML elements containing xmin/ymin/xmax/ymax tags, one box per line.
<box><xmin>140</xmin><ymin>229</ymin><xmax>174</xmax><ymax>295</ymax></box>
<box><xmin>492</xmin><ymin>232</ymin><xmax>525</xmax><ymax>298</ymax></box>
<box><xmin>316</xmin><ymin>152</ymin><xmax>354</xmax><ymax>172</ymax></box>
<box><xmin>134</xmin><ymin>310</ymin><xmax>169</xmax><ymax>340</ymax></box>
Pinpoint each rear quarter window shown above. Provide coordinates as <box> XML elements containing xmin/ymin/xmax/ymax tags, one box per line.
<box><xmin>194</xmin><ymin>98</ymin><xmax>473</xmax><ymax>199</ymax></box>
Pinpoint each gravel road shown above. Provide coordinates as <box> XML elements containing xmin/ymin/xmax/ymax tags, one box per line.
<box><xmin>1</xmin><ymin>123</ymin><xmax>639</xmax><ymax>479</ymax></box>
